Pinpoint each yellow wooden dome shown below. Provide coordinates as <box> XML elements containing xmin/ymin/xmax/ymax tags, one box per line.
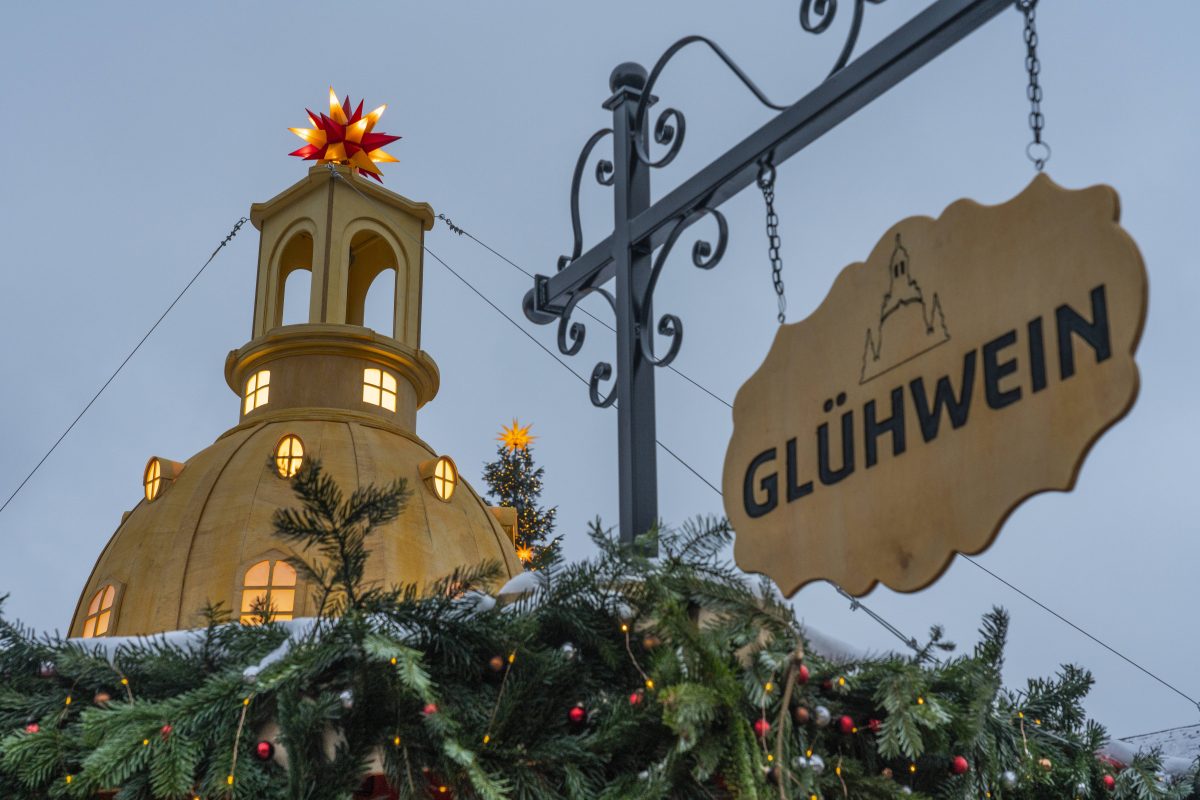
<box><xmin>69</xmin><ymin>165</ymin><xmax>522</xmax><ymax>637</ymax></box>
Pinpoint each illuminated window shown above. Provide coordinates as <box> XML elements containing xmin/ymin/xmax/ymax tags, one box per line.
<box><xmin>82</xmin><ymin>585</ymin><xmax>116</xmax><ymax>638</ymax></box>
<box><xmin>274</xmin><ymin>435</ymin><xmax>305</xmax><ymax>478</ymax></box>
<box><xmin>142</xmin><ymin>457</ymin><xmax>182</xmax><ymax>502</ymax></box>
<box><xmin>240</xmin><ymin>559</ymin><xmax>297</xmax><ymax>625</ymax></box>
<box><xmin>362</xmin><ymin>368</ymin><xmax>397</xmax><ymax>412</ymax></box>
<box><xmin>144</xmin><ymin>458</ymin><xmax>163</xmax><ymax>501</ymax></box>
<box><xmin>420</xmin><ymin>456</ymin><xmax>457</xmax><ymax>502</ymax></box>
<box><xmin>243</xmin><ymin>370</ymin><xmax>271</xmax><ymax>414</ymax></box>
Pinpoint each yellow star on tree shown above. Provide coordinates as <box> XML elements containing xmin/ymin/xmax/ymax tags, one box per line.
<box><xmin>497</xmin><ymin>420</ymin><xmax>535</xmax><ymax>452</ymax></box>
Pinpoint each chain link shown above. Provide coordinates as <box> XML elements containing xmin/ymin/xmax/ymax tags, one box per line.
<box><xmin>756</xmin><ymin>161</ymin><xmax>787</xmax><ymax>324</ymax></box>
<box><xmin>1017</xmin><ymin>0</ymin><xmax>1050</xmax><ymax>171</ymax></box>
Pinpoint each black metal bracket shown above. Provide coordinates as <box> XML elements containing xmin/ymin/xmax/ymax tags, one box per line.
<box><xmin>527</xmin><ymin>0</ymin><xmax>1015</xmax><ymax>545</ymax></box>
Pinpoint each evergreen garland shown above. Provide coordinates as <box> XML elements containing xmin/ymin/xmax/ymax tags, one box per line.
<box><xmin>0</xmin><ymin>461</ymin><xmax>1193</xmax><ymax>799</ymax></box>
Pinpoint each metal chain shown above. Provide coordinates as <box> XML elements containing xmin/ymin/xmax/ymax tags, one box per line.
<box><xmin>437</xmin><ymin>212</ymin><xmax>464</xmax><ymax>236</ymax></box>
<box><xmin>756</xmin><ymin>160</ymin><xmax>787</xmax><ymax>324</ymax></box>
<box><xmin>1017</xmin><ymin>0</ymin><xmax>1050</xmax><ymax>171</ymax></box>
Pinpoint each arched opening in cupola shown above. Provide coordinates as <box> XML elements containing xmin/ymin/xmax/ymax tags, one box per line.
<box><xmin>274</xmin><ymin>230</ymin><xmax>314</xmax><ymax>329</ymax></box>
<box><xmin>346</xmin><ymin>229</ymin><xmax>401</xmax><ymax>337</ymax></box>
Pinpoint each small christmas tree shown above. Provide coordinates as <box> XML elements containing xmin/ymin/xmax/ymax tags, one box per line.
<box><xmin>483</xmin><ymin>420</ymin><xmax>559</xmax><ymax>570</ymax></box>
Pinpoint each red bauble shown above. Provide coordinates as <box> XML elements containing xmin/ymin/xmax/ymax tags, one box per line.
<box><xmin>753</xmin><ymin>718</ymin><xmax>771</xmax><ymax>738</ymax></box>
<box><xmin>23</xmin><ymin>723</ymin><xmax>38</xmax><ymax>734</ymax></box>
<box><xmin>568</xmin><ymin>705</ymin><xmax>587</xmax><ymax>724</ymax></box>
<box><xmin>797</xmin><ymin>664</ymin><xmax>810</xmax><ymax>684</ymax></box>
<box><xmin>628</xmin><ymin>690</ymin><xmax>644</xmax><ymax>706</ymax></box>
<box><xmin>838</xmin><ymin>715</ymin><xmax>855</xmax><ymax>734</ymax></box>
<box><xmin>793</xmin><ymin>706</ymin><xmax>811</xmax><ymax>724</ymax></box>
<box><xmin>422</xmin><ymin>702</ymin><xmax>439</xmax><ymax>717</ymax></box>
<box><xmin>1103</xmin><ymin>774</ymin><xmax>1116</xmax><ymax>791</ymax></box>
<box><xmin>868</xmin><ymin>718</ymin><xmax>882</xmax><ymax>734</ymax></box>
<box><xmin>822</xmin><ymin>679</ymin><xmax>833</xmax><ymax>691</ymax></box>
<box><xmin>254</xmin><ymin>740</ymin><xmax>275</xmax><ymax>761</ymax></box>
<box><xmin>160</xmin><ymin>724</ymin><xmax>173</xmax><ymax>739</ymax></box>
<box><xmin>950</xmin><ymin>755</ymin><xmax>969</xmax><ymax>775</ymax></box>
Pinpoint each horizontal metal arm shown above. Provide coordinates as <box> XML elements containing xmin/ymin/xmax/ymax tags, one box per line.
<box><xmin>526</xmin><ymin>0</ymin><xmax>1012</xmax><ymax>325</ymax></box>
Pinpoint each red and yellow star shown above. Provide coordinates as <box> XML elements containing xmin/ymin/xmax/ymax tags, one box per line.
<box><xmin>288</xmin><ymin>88</ymin><xmax>400</xmax><ymax>182</ymax></box>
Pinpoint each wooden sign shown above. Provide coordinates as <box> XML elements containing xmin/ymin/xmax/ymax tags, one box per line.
<box><xmin>723</xmin><ymin>174</ymin><xmax>1147</xmax><ymax>596</ymax></box>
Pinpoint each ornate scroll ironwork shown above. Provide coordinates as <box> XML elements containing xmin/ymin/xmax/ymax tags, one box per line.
<box><xmin>632</xmin><ymin>0</ymin><xmax>890</xmax><ymax>170</ymax></box>
<box><xmin>551</xmin><ymin>1</ymin><xmax>892</xmax><ymax>393</ymax></box>
<box><xmin>553</xmin><ymin>207</ymin><xmax>727</xmax><ymax>406</ymax></box>
<box><xmin>556</xmin><ymin>286</ymin><xmax>620</xmax><ymax>407</ymax></box>
<box><xmin>556</xmin><ymin>1</ymin><xmax>891</xmax><ymax>278</ymax></box>
<box><xmin>637</xmin><ymin>208</ymin><xmax>728</xmax><ymax>368</ymax></box>
<box><xmin>558</xmin><ymin>128</ymin><xmax>616</xmax><ymax>271</ymax></box>
<box><xmin>801</xmin><ymin>0</ymin><xmax>889</xmax><ymax>75</ymax></box>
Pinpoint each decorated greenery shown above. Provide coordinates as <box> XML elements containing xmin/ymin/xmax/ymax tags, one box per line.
<box><xmin>483</xmin><ymin>420</ymin><xmax>559</xmax><ymax>569</ymax></box>
<box><xmin>0</xmin><ymin>461</ymin><xmax>1193</xmax><ymax>799</ymax></box>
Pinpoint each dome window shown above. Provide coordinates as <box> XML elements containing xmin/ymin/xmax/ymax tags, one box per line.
<box><xmin>362</xmin><ymin>368</ymin><xmax>397</xmax><ymax>412</ymax></box>
<box><xmin>82</xmin><ymin>584</ymin><xmax>116</xmax><ymax>638</ymax></box>
<box><xmin>240</xmin><ymin>559</ymin><xmax>297</xmax><ymax>625</ymax></box>
<box><xmin>274</xmin><ymin>435</ymin><xmax>305</xmax><ymax>478</ymax></box>
<box><xmin>144</xmin><ymin>459</ymin><xmax>162</xmax><ymax>501</ymax></box>
<box><xmin>420</xmin><ymin>456</ymin><xmax>458</xmax><ymax>502</ymax></box>
<box><xmin>143</xmin><ymin>457</ymin><xmax>184</xmax><ymax>502</ymax></box>
<box><xmin>243</xmin><ymin>370</ymin><xmax>271</xmax><ymax>414</ymax></box>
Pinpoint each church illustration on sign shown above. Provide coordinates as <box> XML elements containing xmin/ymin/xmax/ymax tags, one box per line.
<box><xmin>860</xmin><ymin>233</ymin><xmax>950</xmax><ymax>383</ymax></box>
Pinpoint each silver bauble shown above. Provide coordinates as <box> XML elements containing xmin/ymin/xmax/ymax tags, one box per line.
<box><xmin>560</xmin><ymin>642</ymin><xmax>578</xmax><ymax>660</ymax></box>
<box><xmin>338</xmin><ymin>689</ymin><xmax>354</xmax><ymax>709</ymax></box>
<box><xmin>792</xmin><ymin>755</ymin><xmax>809</xmax><ymax>770</ymax></box>
<box><xmin>814</xmin><ymin>705</ymin><xmax>832</xmax><ymax>727</ymax></box>
<box><xmin>1075</xmin><ymin>781</ymin><xmax>1088</xmax><ymax>793</ymax></box>
<box><xmin>900</xmin><ymin>787</ymin><xmax>912</xmax><ymax>795</ymax></box>
<box><xmin>1001</xmin><ymin>770</ymin><xmax>1019</xmax><ymax>789</ymax></box>
<box><xmin>808</xmin><ymin>754</ymin><xmax>825</xmax><ymax>775</ymax></box>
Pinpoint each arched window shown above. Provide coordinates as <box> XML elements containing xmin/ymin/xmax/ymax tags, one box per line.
<box><xmin>240</xmin><ymin>559</ymin><xmax>297</xmax><ymax>624</ymax></box>
<box><xmin>82</xmin><ymin>585</ymin><xmax>116</xmax><ymax>638</ymax></box>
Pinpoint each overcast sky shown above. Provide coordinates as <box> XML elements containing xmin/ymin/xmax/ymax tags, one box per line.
<box><xmin>2</xmin><ymin>1</ymin><xmax>1196</xmax><ymax>740</ymax></box>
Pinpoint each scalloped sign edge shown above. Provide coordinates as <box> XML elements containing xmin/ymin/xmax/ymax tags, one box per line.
<box><xmin>723</xmin><ymin>174</ymin><xmax>1147</xmax><ymax>597</ymax></box>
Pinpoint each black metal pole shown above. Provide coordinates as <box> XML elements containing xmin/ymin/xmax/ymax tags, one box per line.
<box><xmin>606</xmin><ymin>63</ymin><xmax>659</xmax><ymax>549</ymax></box>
